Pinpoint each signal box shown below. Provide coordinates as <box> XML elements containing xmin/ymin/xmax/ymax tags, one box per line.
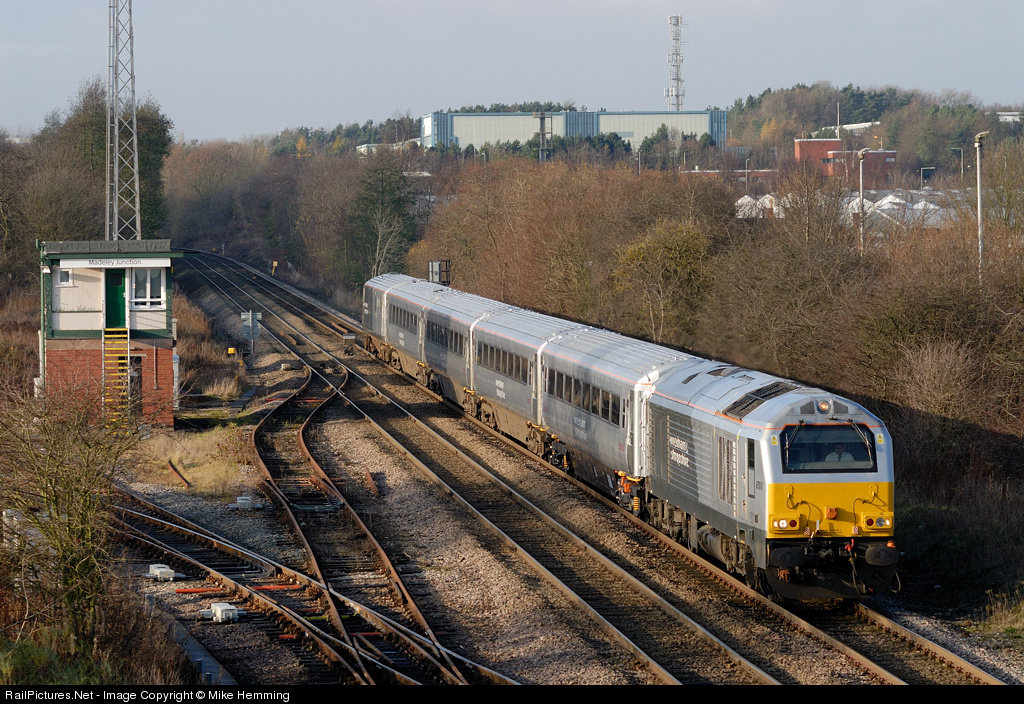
<box><xmin>38</xmin><ymin>240</ymin><xmax>181</xmax><ymax>427</ymax></box>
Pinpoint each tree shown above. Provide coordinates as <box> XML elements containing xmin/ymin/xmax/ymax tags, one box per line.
<box><xmin>136</xmin><ymin>99</ymin><xmax>174</xmax><ymax>236</ymax></box>
<box><xmin>349</xmin><ymin>150</ymin><xmax>413</xmax><ymax>283</ymax></box>
<box><xmin>294</xmin><ymin>153</ymin><xmax>360</xmax><ymax>282</ymax></box>
<box><xmin>697</xmin><ymin>161</ymin><xmax>866</xmax><ymax>379</ymax></box>
<box><xmin>613</xmin><ymin>219</ymin><xmax>709</xmax><ymax>342</ymax></box>
<box><xmin>367</xmin><ymin>202</ymin><xmax>408</xmax><ymax>278</ymax></box>
<box><xmin>23</xmin><ymin>79</ymin><xmax>173</xmax><ymax>241</ymax></box>
<box><xmin>20</xmin><ymin>163</ymin><xmax>104</xmax><ymax>242</ymax></box>
<box><xmin>0</xmin><ymin>136</ymin><xmax>35</xmax><ymax>292</ymax></box>
<box><xmin>0</xmin><ymin>390</ymin><xmax>140</xmax><ymax>644</ymax></box>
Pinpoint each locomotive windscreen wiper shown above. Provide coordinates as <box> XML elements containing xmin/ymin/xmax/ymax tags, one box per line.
<box><xmin>846</xmin><ymin>419</ymin><xmax>871</xmax><ymax>453</ymax></box>
<box><xmin>784</xmin><ymin>420</ymin><xmax>804</xmax><ymax>452</ymax></box>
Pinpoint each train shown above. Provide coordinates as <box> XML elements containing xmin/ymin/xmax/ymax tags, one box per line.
<box><xmin>362</xmin><ymin>273</ymin><xmax>898</xmax><ymax>600</ymax></box>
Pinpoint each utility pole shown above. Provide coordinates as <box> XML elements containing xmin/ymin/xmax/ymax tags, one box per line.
<box><xmin>534</xmin><ymin>112</ymin><xmax>551</xmax><ymax>163</ymax></box>
<box><xmin>976</xmin><ymin>131</ymin><xmax>989</xmax><ymax>286</ymax></box>
<box><xmin>106</xmin><ymin>0</ymin><xmax>142</xmax><ymax>241</ymax></box>
<box><xmin>857</xmin><ymin>148</ymin><xmax>869</xmax><ymax>255</ymax></box>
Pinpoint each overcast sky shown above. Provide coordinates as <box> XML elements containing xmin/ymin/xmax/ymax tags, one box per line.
<box><xmin>3</xmin><ymin>1</ymin><xmax>1022</xmax><ymax>142</ymax></box>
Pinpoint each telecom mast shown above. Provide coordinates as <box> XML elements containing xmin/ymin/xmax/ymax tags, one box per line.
<box><xmin>106</xmin><ymin>0</ymin><xmax>142</xmax><ymax>240</ymax></box>
<box><xmin>665</xmin><ymin>15</ymin><xmax>687</xmax><ymax>111</ymax></box>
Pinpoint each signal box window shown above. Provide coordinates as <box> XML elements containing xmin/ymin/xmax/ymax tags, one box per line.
<box><xmin>131</xmin><ymin>268</ymin><xmax>165</xmax><ymax>309</ymax></box>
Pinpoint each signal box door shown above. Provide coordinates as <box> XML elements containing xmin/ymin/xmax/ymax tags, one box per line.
<box><xmin>105</xmin><ymin>269</ymin><xmax>126</xmax><ymax>328</ymax></box>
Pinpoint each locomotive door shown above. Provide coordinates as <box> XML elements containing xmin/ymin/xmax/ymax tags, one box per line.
<box><xmin>744</xmin><ymin>437</ymin><xmax>758</xmax><ymax>521</ymax></box>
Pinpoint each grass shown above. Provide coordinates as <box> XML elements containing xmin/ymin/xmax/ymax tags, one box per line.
<box><xmin>0</xmin><ymin>576</ymin><xmax>197</xmax><ymax>685</ymax></box>
<box><xmin>0</xmin><ymin>636</ymin><xmax>121</xmax><ymax>685</ymax></box>
<box><xmin>896</xmin><ymin>469</ymin><xmax>1024</xmax><ymax>629</ymax></box>
<box><xmin>984</xmin><ymin>587</ymin><xmax>1024</xmax><ymax>637</ymax></box>
<box><xmin>0</xmin><ymin>291</ymin><xmax>40</xmax><ymax>401</ymax></box>
<box><xmin>132</xmin><ymin>425</ymin><xmax>254</xmax><ymax>497</ymax></box>
<box><xmin>174</xmin><ymin>290</ymin><xmax>246</xmax><ymax>399</ymax></box>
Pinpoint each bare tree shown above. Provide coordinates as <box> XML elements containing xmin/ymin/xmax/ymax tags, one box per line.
<box><xmin>367</xmin><ymin>203</ymin><xmax>406</xmax><ymax>279</ymax></box>
<box><xmin>0</xmin><ymin>388</ymin><xmax>139</xmax><ymax>644</ymax></box>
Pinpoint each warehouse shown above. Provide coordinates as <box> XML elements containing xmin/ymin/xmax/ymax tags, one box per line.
<box><xmin>421</xmin><ymin>110</ymin><xmax>727</xmax><ymax>151</ymax></box>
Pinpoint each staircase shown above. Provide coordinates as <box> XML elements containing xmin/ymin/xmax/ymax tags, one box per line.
<box><xmin>103</xmin><ymin>327</ymin><xmax>130</xmax><ymax>424</ymax></box>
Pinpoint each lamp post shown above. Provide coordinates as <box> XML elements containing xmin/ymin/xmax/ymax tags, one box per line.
<box><xmin>976</xmin><ymin>131</ymin><xmax>989</xmax><ymax>286</ymax></box>
<box><xmin>920</xmin><ymin>166</ymin><xmax>936</xmax><ymax>189</ymax></box>
<box><xmin>857</xmin><ymin>148</ymin><xmax>870</xmax><ymax>255</ymax></box>
<box><xmin>951</xmin><ymin>147</ymin><xmax>963</xmax><ymax>180</ymax></box>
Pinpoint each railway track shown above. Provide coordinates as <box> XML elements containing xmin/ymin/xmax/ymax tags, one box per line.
<box><xmin>174</xmin><ymin>251</ymin><xmax>1012</xmax><ymax>685</ymax></box>
<box><xmin>148</xmin><ymin>260</ymin><xmax>516</xmax><ymax>685</ymax></box>
<box><xmin>185</xmin><ymin>257</ymin><xmax>470</xmax><ymax>673</ymax></box>
<box><xmin>180</xmin><ymin>255</ymin><xmax>775</xmax><ymax>684</ymax></box>
<box><xmin>787</xmin><ymin>601</ymin><xmax>1005</xmax><ymax>685</ymax></box>
<box><xmin>119</xmin><ymin>490</ymin><xmax>514</xmax><ymax>685</ymax></box>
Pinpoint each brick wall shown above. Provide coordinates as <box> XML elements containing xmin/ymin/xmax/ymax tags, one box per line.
<box><xmin>45</xmin><ymin>340</ymin><xmax>175</xmax><ymax>427</ymax></box>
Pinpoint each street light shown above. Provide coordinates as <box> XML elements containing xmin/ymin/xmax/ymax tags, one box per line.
<box><xmin>920</xmin><ymin>166</ymin><xmax>936</xmax><ymax>189</ymax></box>
<box><xmin>976</xmin><ymin>131</ymin><xmax>990</xmax><ymax>286</ymax></box>
<box><xmin>857</xmin><ymin>148</ymin><xmax>870</xmax><ymax>255</ymax></box>
<box><xmin>950</xmin><ymin>147</ymin><xmax>964</xmax><ymax>180</ymax></box>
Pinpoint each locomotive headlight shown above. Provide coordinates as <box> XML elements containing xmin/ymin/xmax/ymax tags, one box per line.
<box><xmin>861</xmin><ymin>514</ymin><xmax>894</xmax><ymax>531</ymax></box>
<box><xmin>817</xmin><ymin>399</ymin><xmax>831</xmax><ymax>414</ymax></box>
<box><xmin>770</xmin><ymin>516</ymin><xmax>801</xmax><ymax>531</ymax></box>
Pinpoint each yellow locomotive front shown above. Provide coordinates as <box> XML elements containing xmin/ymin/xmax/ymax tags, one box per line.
<box><xmin>762</xmin><ymin>418</ymin><xmax>898</xmax><ymax>599</ymax></box>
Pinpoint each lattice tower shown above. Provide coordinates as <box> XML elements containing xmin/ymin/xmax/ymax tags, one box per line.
<box><xmin>106</xmin><ymin>0</ymin><xmax>142</xmax><ymax>240</ymax></box>
<box><xmin>665</xmin><ymin>15</ymin><xmax>687</xmax><ymax>111</ymax></box>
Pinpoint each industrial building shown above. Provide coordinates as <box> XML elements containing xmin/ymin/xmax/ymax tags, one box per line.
<box><xmin>421</xmin><ymin>110</ymin><xmax>727</xmax><ymax>152</ymax></box>
<box><xmin>795</xmin><ymin>138</ymin><xmax>896</xmax><ymax>189</ymax></box>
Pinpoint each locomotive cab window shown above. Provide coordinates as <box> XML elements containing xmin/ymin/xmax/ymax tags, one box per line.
<box><xmin>779</xmin><ymin>423</ymin><xmax>877</xmax><ymax>474</ymax></box>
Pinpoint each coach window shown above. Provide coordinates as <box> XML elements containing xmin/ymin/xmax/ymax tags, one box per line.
<box><xmin>555</xmin><ymin>372</ymin><xmax>564</xmax><ymax>399</ymax></box>
<box><xmin>590</xmin><ymin>387</ymin><xmax>601</xmax><ymax>416</ymax></box>
<box><xmin>601</xmin><ymin>390</ymin><xmax>611</xmax><ymax>420</ymax></box>
<box><xmin>581</xmin><ymin>383</ymin><xmax>591</xmax><ymax>412</ymax></box>
<box><xmin>610</xmin><ymin>395</ymin><xmax>621</xmax><ymax>426</ymax></box>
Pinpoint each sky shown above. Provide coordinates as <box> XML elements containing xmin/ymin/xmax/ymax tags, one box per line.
<box><xmin>3</xmin><ymin>1</ymin><xmax>1023</xmax><ymax>142</ymax></box>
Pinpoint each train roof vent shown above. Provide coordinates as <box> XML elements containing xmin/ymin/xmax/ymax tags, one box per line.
<box><xmin>723</xmin><ymin>382</ymin><xmax>798</xmax><ymax>420</ymax></box>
